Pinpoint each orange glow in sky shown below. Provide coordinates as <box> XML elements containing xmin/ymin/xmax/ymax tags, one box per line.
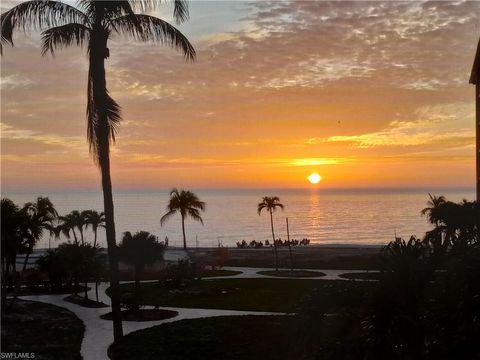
<box><xmin>1</xmin><ymin>1</ymin><xmax>478</xmax><ymax>191</ymax></box>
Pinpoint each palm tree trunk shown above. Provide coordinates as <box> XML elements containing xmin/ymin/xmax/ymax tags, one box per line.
<box><xmin>72</xmin><ymin>229</ymin><xmax>78</xmax><ymax>244</ymax></box>
<box><xmin>134</xmin><ymin>265</ymin><xmax>142</xmax><ymax>310</ymax></box>
<box><xmin>95</xmin><ymin>280</ymin><xmax>99</xmax><ymax>303</ymax></box>
<box><xmin>181</xmin><ymin>215</ymin><xmax>187</xmax><ymax>250</ymax></box>
<box><xmin>21</xmin><ymin>248</ymin><xmax>31</xmax><ymax>274</ymax></box>
<box><xmin>100</xmin><ymin>138</ymin><xmax>123</xmax><ymax>340</ymax></box>
<box><xmin>79</xmin><ymin>229</ymin><xmax>84</xmax><ymax>245</ymax></box>
<box><xmin>476</xmin><ymin>83</ymin><xmax>480</xmax><ymax>202</ymax></box>
<box><xmin>91</xmin><ymin>29</ymin><xmax>123</xmax><ymax>341</ymax></box>
<box><xmin>93</xmin><ymin>229</ymin><xmax>97</xmax><ymax>248</ymax></box>
<box><xmin>1</xmin><ymin>255</ymin><xmax>8</xmax><ymax>310</ymax></box>
<box><xmin>269</xmin><ymin>210</ymin><xmax>278</xmax><ymax>271</ymax></box>
<box><xmin>84</xmin><ymin>279</ymin><xmax>88</xmax><ymax>300</ymax></box>
<box><xmin>286</xmin><ymin>217</ymin><xmax>293</xmax><ymax>272</ymax></box>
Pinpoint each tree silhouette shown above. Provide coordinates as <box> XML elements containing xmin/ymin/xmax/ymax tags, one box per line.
<box><xmin>421</xmin><ymin>193</ymin><xmax>447</xmax><ymax>227</ymax></box>
<box><xmin>84</xmin><ymin>210</ymin><xmax>105</xmax><ymax>247</ymax></box>
<box><xmin>1</xmin><ymin>0</ymin><xmax>195</xmax><ymax>341</ymax></box>
<box><xmin>20</xmin><ymin>197</ymin><xmax>58</xmax><ymax>273</ymax></box>
<box><xmin>118</xmin><ymin>231</ymin><xmax>164</xmax><ymax>308</ymax></box>
<box><xmin>58</xmin><ymin>210</ymin><xmax>87</xmax><ymax>244</ymax></box>
<box><xmin>1</xmin><ymin>198</ymin><xmax>27</xmax><ymax>309</ymax></box>
<box><xmin>160</xmin><ymin>189</ymin><xmax>206</xmax><ymax>250</ymax></box>
<box><xmin>258</xmin><ymin>196</ymin><xmax>284</xmax><ymax>271</ymax></box>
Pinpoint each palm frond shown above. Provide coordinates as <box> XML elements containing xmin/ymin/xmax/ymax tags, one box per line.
<box><xmin>78</xmin><ymin>1</ymin><xmax>135</xmax><ymax>25</ymax></box>
<box><xmin>41</xmin><ymin>23</ymin><xmax>90</xmax><ymax>56</ymax></box>
<box><xmin>1</xmin><ymin>0</ymin><xmax>89</xmax><ymax>48</ymax></box>
<box><xmin>109</xmin><ymin>14</ymin><xmax>195</xmax><ymax>61</ymax></box>
<box><xmin>86</xmin><ymin>65</ymin><xmax>122</xmax><ymax>161</ymax></box>
<box><xmin>187</xmin><ymin>208</ymin><xmax>204</xmax><ymax>225</ymax></box>
<box><xmin>127</xmin><ymin>0</ymin><xmax>189</xmax><ymax>23</ymax></box>
<box><xmin>257</xmin><ymin>203</ymin><xmax>267</xmax><ymax>215</ymax></box>
<box><xmin>160</xmin><ymin>209</ymin><xmax>176</xmax><ymax>226</ymax></box>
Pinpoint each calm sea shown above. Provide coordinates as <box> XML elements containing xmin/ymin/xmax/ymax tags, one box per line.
<box><xmin>2</xmin><ymin>188</ymin><xmax>475</xmax><ymax>249</ymax></box>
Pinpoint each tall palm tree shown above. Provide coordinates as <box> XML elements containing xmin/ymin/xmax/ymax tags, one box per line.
<box><xmin>160</xmin><ymin>189</ymin><xmax>206</xmax><ymax>250</ymax></box>
<box><xmin>84</xmin><ymin>210</ymin><xmax>105</xmax><ymax>247</ymax></box>
<box><xmin>58</xmin><ymin>212</ymin><xmax>80</xmax><ymax>244</ymax></box>
<box><xmin>58</xmin><ymin>210</ymin><xmax>86</xmax><ymax>244</ymax></box>
<box><xmin>118</xmin><ymin>231</ymin><xmax>164</xmax><ymax>307</ymax></box>
<box><xmin>21</xmin><ymin>197</ymin><xmax>58</xmax><ymax>273</ymax></box>
<box><xmin>1</xmin><ymin>0</ymin><xmax>195</xmax><ymax>341</ymax></box>
<box><xmin>258</xmin><ymin>196</ymin><xmax>284</xmax><ymax>271</ymax></box>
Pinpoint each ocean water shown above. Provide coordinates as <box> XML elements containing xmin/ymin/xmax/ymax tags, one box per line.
<box><xmin>2</xmin><ymin>188</ymin><xmax>475</xmax><ymax>249</ymax></box>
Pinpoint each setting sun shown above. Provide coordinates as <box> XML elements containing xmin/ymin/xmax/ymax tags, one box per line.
<box><xmin>308</xmin><ymin>173</ymin><xmax>322</xmax><ymax>184</ymax></box>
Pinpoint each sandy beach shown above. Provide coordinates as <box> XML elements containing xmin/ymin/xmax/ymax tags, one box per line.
<box><xmin>189</xmin><ymin>244</ymin><xmax>383</xmax><ymax>270</ymax></box>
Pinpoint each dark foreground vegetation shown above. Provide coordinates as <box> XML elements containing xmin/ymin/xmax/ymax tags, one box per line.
<box><xmin>109</xmin><ymin>316</ymin><xmax>298</xmax><ymax>360</ymax></box>
<box><xmin>1</xmin><ymin>300</ymin><xmax>84</xmax><ymax>359</ymax></box>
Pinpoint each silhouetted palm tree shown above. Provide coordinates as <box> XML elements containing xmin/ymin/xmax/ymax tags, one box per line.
<box><xmin>84</xmin><ymin>210</ymin><xmax>105</xmax><ymax>247</ymax></box>
<box><xmin>1</xmin><ymin>1</ymin><xmax>194</xmax><ymax>340</ymax></box>
<box><xmin>21</xmin><ymin>197</ymin><xmax>58</xmax><ymax>273</ymax></box>
<box><xmin>1</xmin><ymin>198</ymin><xmax>27</xmax><ymax>308</ymax></box>
<box><xmin>160</xmin><ymin>189</ymin><xmax>206</xmax><ymax>250</ymax></box>
<box><xmin>58</xmin><ymin>212</ymin><xmax>79</xmax><ymax>244</ymax></box>
<box><xmin>59</xmin><ymin>210</ymin><xmax>86</xmax><ymax>244</ymax></box>
<box><xmin>421</xmin><ymin>193</ymin><xmax>447</xmax><ymax>227</ymax></box>
<box><xmin>118</xmin><ymin>231</ymin><xmax>164</xmax><ymax>307</ymax></box>
<box><xmin>258</xmin><ymin>196</ymin><xmax>284</xmax><ymax>271</ymax></box>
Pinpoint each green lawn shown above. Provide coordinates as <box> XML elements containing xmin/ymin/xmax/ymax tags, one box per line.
<box><xmin>1</xmin><ymin>299</ymin><xmax>84</xmax><ymax>359</ymax></box>
<box><xmin>109</xmin><ymin>315</ymin><xmax>303</xmax><ymax>360</ymax></box>
<box><xmin>111</xmin><ymin>278</ymin><xmax>373</xmax><ymax>313</ymax></box>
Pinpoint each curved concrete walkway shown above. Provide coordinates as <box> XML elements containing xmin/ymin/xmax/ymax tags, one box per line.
<box><xmin>20</xmin><ymin>281</ymin><xmax>283</xmax><ymax>360</ymax></box>
<box><xmin>215</xmin><ymin>266</ymin><xmax>376</xmax><ymax>280</ymax></box>
<box><xmin>19</xmin><ymin>267</ymin><xmax>376</xmax><ymax>359</ymax></box>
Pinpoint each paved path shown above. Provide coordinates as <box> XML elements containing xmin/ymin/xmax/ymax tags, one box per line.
<box><xmin>216</xmin><ymin>266</ymin><xmax>376</xmax><ymax>280</ymax></box>
<box><xmin>19</xmin><ymin>267</ymin><xmax>376</xmax><ymax>359</ymax></box>
<box><xmin>20</xmin><ymin>281</ymin><xmax>283</xmax><ymax>360</ymax></box>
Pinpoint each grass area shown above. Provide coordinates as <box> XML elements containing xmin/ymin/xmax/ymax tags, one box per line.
<box><xmin>199</xmin><ymin>269</ymin><xmax>242</xmax><ymax>277</ymax></box>
<box><xmin>1</xmin><ymin>299</ymin><xmax>84</xmax><ymax>359</ymax></box>
<box><xmin>257</xmin><ymin>270</ymin><xmax>325</xmax><ymax>278</ymax></box>
<box><xmin>109</xmin><ymin>315</ymin><xmax>302</xmax><ymax>360</ymax></box>
<box><xmin>100</xmin><ymin>309</ymin><xmax>178</xmax><ymax>322</ymax></box>
<box><xmin>110</xmin><ymin>278</ymin><xmax>374</xmax><ymax>313</ymax></box>
<box><xmin>339</xmin><ymin>272</ymin><xmax>382</xmax><ymax>280</ymax></box>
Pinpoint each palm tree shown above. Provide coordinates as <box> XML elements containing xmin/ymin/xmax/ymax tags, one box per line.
<box><xmin>1</xmin><ymin>1</ymin><xmax>195</xmax><ymax>340</ymax></box>
<box><xmin>118</xmin><ymin>231</ymin><xmax>164</xmax><ymax>308</ymax></box>
<box><xmin>58</xmin><ymin>212</ymin><xmax>80</xmax><ymax>244</ymax></box>
<box><xmin>84</xmin><ymin>210</ymin><xmax>105</xmax><ymax>247</ymax></box>
<box><xmin>58</xmin><ymin>210</ymin><xmax>86</xmax><ymax>244</ymax></box>
<box><xmin>258</xmin><ymin>196</ymin><xmax>284</xmax><ymax>271</ymax></box>
<box><xmin>21</xmin><ymin>197</ymin><xmax>58</xmax><ymax>273</ymax></box>
<box><xmin>1</xmin><ymin>198</ymin><xmax>27</xmax><ymax>309</ymax></box>
<box><xmin>160</xmin><ymin>189</ymin><xmax>206</xmax><ymax>250</ymax></box>
<box><xmin>421</xmin><ymin>193</ymin><xmax>447</xmax><ymax>227</ymax></box>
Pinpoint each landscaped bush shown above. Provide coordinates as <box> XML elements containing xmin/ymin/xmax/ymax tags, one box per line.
<box><xmin>159</xmin><ymin>259</ymin><xmax>199</xmax><ymax>288</ymax></box>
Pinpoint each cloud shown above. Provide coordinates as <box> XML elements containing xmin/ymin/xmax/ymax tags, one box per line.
<box><xmin>327</xmin><ymin>103</ymin><xmax>474</xmax><ymax>148</ymax></box>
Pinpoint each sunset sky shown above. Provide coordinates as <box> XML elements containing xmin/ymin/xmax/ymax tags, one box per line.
<box><xmin>1</xmin><ymin>0</ymin><xmax>479</xmax><ymax>191</ymax></box>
